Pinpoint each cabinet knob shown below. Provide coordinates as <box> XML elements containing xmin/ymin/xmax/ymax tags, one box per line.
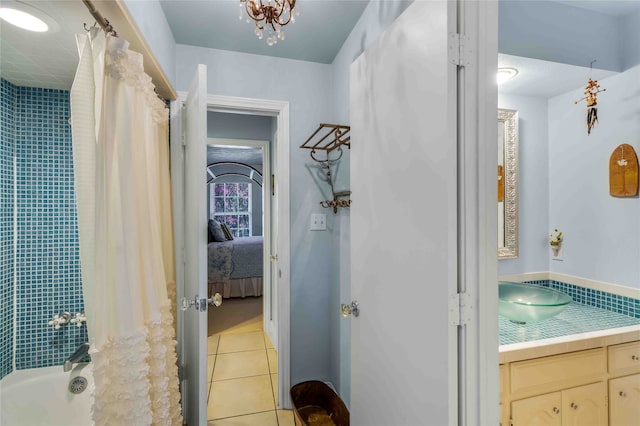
<box><xmin>570</xmin><ymin>402</ymin><xmax>578</xmax><ymax>410</ymax></box>
<box><xmin>632</xmin><ymin>354</ymin><xmax>639</xmax><ymax>361</ymax></box>
<box><xmin>619</xmin><ymin>391</ymin><xmax>627</xmax><ymax>397</ymax></box>
<box><xmin>552</xmin><ymin>407</ymin><xmax>560</xmax><ymax>414</ymax></box>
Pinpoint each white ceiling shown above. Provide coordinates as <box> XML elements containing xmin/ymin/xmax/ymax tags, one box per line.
<box><xmin>498</xmin><ymin>53</ymin><xmax>618</xmax><ymax>98</ymax></box>
<box><xmin>555</xmin><ymin>0</ymin><xmax>640</xmax><ymax>16</ymax></box>
<box><xmin>159</xmin><ymin>0</ymin><xmax>370</xmax><ymax>64</ymax></box>
<box><xmin>0</xmin><ymin>1</ymin><xmax>637</xmax><ymax>91</ymax></box>
<box><xmin>207</xmin><ymin>145</ymin><xmax>263</xmax><ymax>165</ymax></box>
<box><xmin>0</xmin><ymin>0</ymin><xmax>93</xmax><ymax>90</ymax></box>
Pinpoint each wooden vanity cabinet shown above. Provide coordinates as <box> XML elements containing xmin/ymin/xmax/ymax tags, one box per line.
<box><xmin>608</xmin><ymin>374</ymin><xmax>640</xmax><ymax>426</ymax></box>
<box><xmin>501</xmin><ymin>338</ymin><xmax>640</xmax><ymax>426</ymax></box>
<box><xmin>510</xmin><ymin>382</ymin><xmax>606</xmax><ymax>426</ymax></box>
<box><xmin>561</xmin><ymin>382</ymin><xmax>607</xmax><ymax>426</ymax></box>
<box><xmin>511</xmin><ymin>392</ymin><xmax>561</xmax><ymax>426</ymax></box>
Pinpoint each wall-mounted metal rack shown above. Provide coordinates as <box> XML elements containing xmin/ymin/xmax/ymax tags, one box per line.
<box><xmin>300</xmin><ymin>123</ymin><xmax>351</xmax><ymax>213</ymax></box>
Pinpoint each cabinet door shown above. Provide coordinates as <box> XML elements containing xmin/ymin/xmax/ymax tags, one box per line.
<box><xmin>562</xmin><ymin>382</ymin><xmax>607</xmax><ymax>426</ymax></box>
<box><xmin>511</xmin><ymin>392</ymin><xmax>562</xmax><ymax>426</ymax></box>
<box><xmin>609</xmin><ymin>374</ymin><xmax>640</xmax><ymax>426</ymax></box>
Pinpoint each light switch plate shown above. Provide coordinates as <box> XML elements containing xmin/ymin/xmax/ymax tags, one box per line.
<box><xmin>310</xmin><ymin>213</ymin><xmax>327</xmax><ymax>231</ymax></box>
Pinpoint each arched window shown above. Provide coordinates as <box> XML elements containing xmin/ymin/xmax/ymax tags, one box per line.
<box><xmin>207</xmin><ymin>162</ymin><xmax>263</xmax><ymax>238</ymax></box>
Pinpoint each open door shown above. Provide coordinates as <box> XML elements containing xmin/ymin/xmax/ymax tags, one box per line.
<box><xmin>171</xmin><ymin>64</ymin><xmax>210</xmax><ymax>425</ymax></box>
<box><xmin>349</xmin><ymin>1</ymin><xmax>459</xmax><ymax>424</ymax></box>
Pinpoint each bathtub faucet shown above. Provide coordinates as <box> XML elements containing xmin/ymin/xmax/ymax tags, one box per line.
<box><xmin>63</xmin><ymin>343</ymin><xmax>90</xmax><ymax>372</ymax></box>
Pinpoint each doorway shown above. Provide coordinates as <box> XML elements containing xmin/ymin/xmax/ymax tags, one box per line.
<box><xmin>202</xmin><ymin>96</ymin><xmax>291</xmax><ymax>420</ymax></box>
<box><xmin>205</xmin><ymin>134</ymin><xmax>282</xmax><ymax>421</ymax></box>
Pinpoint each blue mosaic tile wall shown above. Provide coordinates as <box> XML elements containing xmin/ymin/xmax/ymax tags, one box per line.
<box><xmin>0</xmin><ymin>79</ymin><xmax>16</xmax><ymax>379</ymax></box>
<box><xmin>12</xmin><ymin>85</ymin><xmax>87</xmax><ymax>370</ymax></box>
<box><xmin>523</xmin><ymin>279</ymin><xmax>640</xmax><ymax>319</ymax></box>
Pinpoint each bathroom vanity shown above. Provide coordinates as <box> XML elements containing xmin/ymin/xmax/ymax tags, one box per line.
<box><xmin>499</xmin><ymin>328</ymin><xmax>640</xmax><ymax>426</ymax></box>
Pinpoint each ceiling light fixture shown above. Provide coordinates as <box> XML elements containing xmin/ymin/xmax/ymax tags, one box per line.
<box><xmin>0</xmin><ymin>7</ymin><xmax>48</xmax><ymax>32</ymax></box>
<box><xmin>239</xmin><ymin>0</ymin><xmax>298</xmax><ymax>46</ymax></box>
<box><xmin>497</xmin><ymin>67</ymin><xmax>519</xmax><ymax>85</ymax></box>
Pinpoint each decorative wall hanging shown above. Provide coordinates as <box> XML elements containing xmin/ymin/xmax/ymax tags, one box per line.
<box><xmin>549</xmin><ymin>229</ymin><xmax>563</xmax><ymax>257</ymax></box>
<box><xmin>574</xmin><ymin>60</ymin><xmax>606</xmax><ymax>135</ymax></box>
<box><xmin>300</xmin><ymin>123</ymin><xmax>351</xmax><ymax>213</ymax></box>
<box><xmin>609</xmin><ymin>144</ymin><xmax>639</xmax><ymax>197</ymax></box>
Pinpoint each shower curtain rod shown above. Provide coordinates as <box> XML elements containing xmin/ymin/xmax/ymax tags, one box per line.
<box><xmin>82</xmin><ymin>0</ymin><xmax>117</xmax><ymax>36</ymax></box>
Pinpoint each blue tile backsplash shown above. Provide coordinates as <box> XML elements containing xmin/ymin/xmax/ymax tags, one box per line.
<box><xmin>523</xmin><ymin>279</ymin><xmax>640</xmax><ymax>319</ymax></box>
<box><xmin>0</xmin><ymin>79</ymin><xmax>16</xmax><ymax>379</ymax></box>
<box><xmin>0</xmin><ymin>79</ymin><xmax>87</xmax><ymax>377</ymax></box>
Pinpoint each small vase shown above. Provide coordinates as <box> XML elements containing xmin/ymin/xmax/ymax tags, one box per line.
<box><xmin>551</xmin><ymin>245</ymin><xmax>560</xmax><ymax>257</ymax></box>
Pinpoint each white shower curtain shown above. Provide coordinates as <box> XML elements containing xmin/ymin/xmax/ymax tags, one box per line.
<box><xmin>71</xmin><ymin>29</ymin><xmax>182</xmax><ymax>425</ymax></box>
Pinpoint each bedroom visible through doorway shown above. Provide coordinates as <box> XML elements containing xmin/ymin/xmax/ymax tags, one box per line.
<box><xmin>205</xmin><ymin>131</ymin><xmax>283</xmax><ymax>421</ymax></box>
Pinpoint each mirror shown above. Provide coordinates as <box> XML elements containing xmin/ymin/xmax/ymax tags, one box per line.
<box><xmin>498</xmin><ymin>108</ymin><xmax>518</xmax><ymax>258</ymax></box>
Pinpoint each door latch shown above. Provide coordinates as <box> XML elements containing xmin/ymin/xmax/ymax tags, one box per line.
<box><xmin>341</xmin><ymin>301</ymin><xmax>360</xmax><ymax>317</ymax></box>
<box><xmin>181</xmin><ymin>293</ymin><xmax>223</xmax><ymax>312</ymax></box>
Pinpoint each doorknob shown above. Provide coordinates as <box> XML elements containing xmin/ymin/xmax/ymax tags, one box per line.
<box><xmin>208</xmin><ymin>293</ymin><xmax>222</xmax><ymax>307</ymax></box>
<box><xmin>341</xmin><ymin>301</ymin><xmax>360</xmax><ymax>317</ymax></box>
<box><xmin>181</xmin><ymin>293</ymin><xmax>223</xmax><ymax>312</ymax></box>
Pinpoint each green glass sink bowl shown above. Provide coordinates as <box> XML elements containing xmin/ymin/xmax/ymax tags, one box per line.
<box><xmin>499</xmin><ymin>281</ymin><xmax>572</xmax><ymax>324</ymax></box>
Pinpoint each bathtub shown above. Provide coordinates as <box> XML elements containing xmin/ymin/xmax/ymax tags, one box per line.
<box><xmin>0</xmin><ymin>364</ymin><xmax>93</xmax><ymax>426</ymax></box>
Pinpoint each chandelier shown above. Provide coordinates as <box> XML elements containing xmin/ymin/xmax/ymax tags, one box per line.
<box><xmin>239</xmin><ymin>0</ymin><xmax>298</xmax><ymax>46</ymax></box>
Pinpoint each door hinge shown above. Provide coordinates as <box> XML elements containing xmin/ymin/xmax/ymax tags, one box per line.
<box><xmin>449</xmin><ymin>33</ymin><xmax>472</xmax><ymax>67</ymax></box>
<box><xmin>449</xmin><ymin>292</ymin><xmax>473</xmax><ymax>326</ymax></box>
<box><xmin>271</xmin><ymin>174</ymin><xmax>275</xmax><ymax>196</ymax></box>
<box><xmin>181</xmin><ymin>132</ymin><xmax>186</xmax><ymax>147</ymax></box>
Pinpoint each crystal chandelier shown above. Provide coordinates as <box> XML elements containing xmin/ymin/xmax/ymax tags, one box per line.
<box><xmin>239</xmin><ymin>0</ymin><xmax>298</xmax><ymax>46</ymax></box>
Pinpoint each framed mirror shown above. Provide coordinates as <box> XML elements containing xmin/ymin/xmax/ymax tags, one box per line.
<box><xmin>498</xmin><ymin>108</ymin><xmax>519</xmax><ymax>258</ymax></box>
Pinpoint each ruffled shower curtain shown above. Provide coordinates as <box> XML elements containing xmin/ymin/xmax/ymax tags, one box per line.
<box><xmin>70</xmin><ymin>29</ymin><xmax>182</xmax><ymax>425</ymax></box>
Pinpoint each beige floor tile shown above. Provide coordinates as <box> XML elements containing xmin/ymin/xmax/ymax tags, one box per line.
<box><xmin>207</xmin><ymin>410</ymin><xmax>278</xmax><ymax>426</ymax></box>
<box><xmin>208</xmin><ymin>335</ymin><xmax>220</xmax><ymax>355</ymax></box>
<box><xmin>276</xmin><ymin>410</ymin><xmax>295</xmax><ymax>426</ymax></box>
<box><xmin>218</xmin><ymin>331</ymin><xmax>266</xmax><ymax>354</ymax></box>
<box><xmin>266</xmin><ymin>348</ymin><xmax>278</xmax><ymax>374</ymax></box>
<box><xmin>264</xmin><ymin>332</ymin><xmax>274</xmax><ymax>349</ymax></box>
<box><xmin>213</xmin><ymin>350</ymin><xmax>269</xmax><ymax>381</ymax></box>
<box><xmin>208</xmin><ymin>375</ymin><xmax>275</xmax><ymax>420</ymax></box>
<box><xmin>270</xmin><ymin>374</ymin><xmax>278</xmax><ymax>407</ymax></box>
<box><xmin>208</xmin><ymin>355</ymin><xmax>216</xmax><ymax>382</ymax></box>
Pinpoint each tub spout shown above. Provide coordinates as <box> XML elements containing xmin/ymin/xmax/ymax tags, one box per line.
<box><xmin>63</xmin><ymin>343</ymin><xmax>90</xmax><ymax>372</ymax></box>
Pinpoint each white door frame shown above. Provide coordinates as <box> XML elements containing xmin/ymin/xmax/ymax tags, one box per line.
<box><xmin>206</xmin><ymin>137</ymin><xmax>277</xmax><ymax>347</ymax></box>
<box><xmin>177</xmin><ymin>92</ymin><xmax>291</xmax><ymax>410</ymax></box>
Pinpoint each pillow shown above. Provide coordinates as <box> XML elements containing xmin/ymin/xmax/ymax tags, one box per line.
<box><xmin>208</xmin><ymin>219</ymin><xmax>227</xmax><ymax>242</ymax></box>
<box><xmin>221</xmin><ymin>223</ymin><xmax>234</xmax><ymax>241</ymax></box>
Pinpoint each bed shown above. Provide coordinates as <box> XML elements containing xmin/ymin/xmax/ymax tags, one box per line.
<box><xmin>208</xmin><ymin>236</ymin><xmax>264</xmax><ymax>298</ymax></box>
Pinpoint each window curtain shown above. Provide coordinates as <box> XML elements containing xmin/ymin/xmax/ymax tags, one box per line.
<box><xmin>71</xmin><ymin>29</ymin><xmax>182</xmax><ymax>425</ymax></box>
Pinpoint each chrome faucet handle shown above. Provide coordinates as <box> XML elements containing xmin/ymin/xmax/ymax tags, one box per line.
<box><xmin>48</xmin><ymin>312</ymin><xmax>71</xmax><ymax>329</ymax></box>
<box><xmin>70</xmin><ymin>312</ymin><xmax>87</xmax><ymax>327</ymax></box>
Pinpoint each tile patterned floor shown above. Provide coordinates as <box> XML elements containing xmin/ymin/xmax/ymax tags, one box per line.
<box><xmin>207</xmin><ymin>297</ymin><xmax>293</xmax><ymax>426</ymax></box>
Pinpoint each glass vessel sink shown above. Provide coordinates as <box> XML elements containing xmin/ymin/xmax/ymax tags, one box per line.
<box><xmin>499</xmin><ymin>281</ymin><xmax>572</xmax><ymax>324</ymax></box>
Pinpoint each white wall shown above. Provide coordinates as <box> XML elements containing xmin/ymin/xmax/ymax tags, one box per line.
<box><xmin>122</xmin><ymin>0</ymin><xmax>177</xmax><ymax>87</ymax></box>
<box><xmin>620</xmin><ymin>10</ymin><xmax>640</xmax><ymax>71</ymax></box>
<box><xmin>176</xmin><ymin>44</ymin><xmax>336</xmax><ymax>383</ymax></box>
<box><xmin>497</xmin><ymin>94</ymin><xmax>549</xmax><ymax>275</ymax></box>
<box><xmin>548</xmin><ymin>66</ymin><xmax>640</xmax><ymax>288</ymax></box>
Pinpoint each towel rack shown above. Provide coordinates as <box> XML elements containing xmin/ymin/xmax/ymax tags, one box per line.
<box><xmin>300</xmin><ymin>123</ymin><xmax>351</xmax><ymax>213</ymax></box>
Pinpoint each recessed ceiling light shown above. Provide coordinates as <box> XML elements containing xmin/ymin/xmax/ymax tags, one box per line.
<box><xmin>0</xmin><ymin>8</ymin><xmax>48</xmax><ymax>31</ymax></box>
<box><xmin>0</xmin><ymin>1</ymin><xmax>58</xmax><ymax>33</ymax></box>
<box><xmin>497</xmin><ymin>67</ymin><xmax>519</xmax><ymax>85</ymax></box>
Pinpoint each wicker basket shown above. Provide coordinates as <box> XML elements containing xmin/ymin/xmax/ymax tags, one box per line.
<box><xmin>290</xmin><ymin>381</ymin><xmax>350</xmax><ymax>426</ymax></box>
